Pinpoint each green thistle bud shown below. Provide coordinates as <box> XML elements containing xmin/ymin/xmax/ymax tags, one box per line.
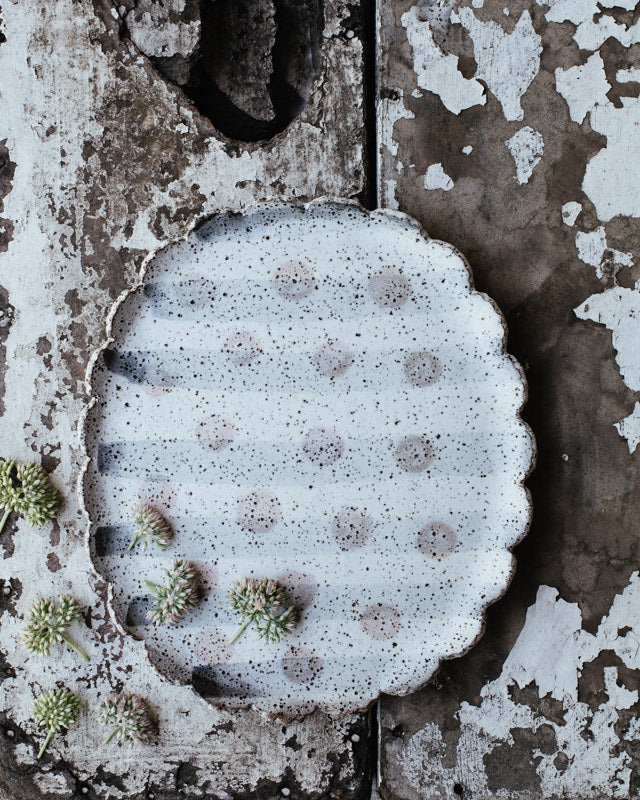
<box><xmin>144</xmin><ymin>559</ymin><xmax>199</xmax><ymax>626</ymax></box>
<box><xmin>31</xmin><ymin>688</ymin><xmax>81</xmax><ymax>759</ymax></box>
<box><xmin>21</xmin><ymin>595</ymin><xmax>90</xmax><ymax>662</ymax></box>
<box><xmin>98</xmin><ymin>691</ymin><xmax>155</xmax><ymax>745</ymax></box>
<box><xmin>128</xmin><ymin>505</ymin><xmax>172</xmax><ymax>551</ymax></box>
<box><xmin>0</xmin><ymin>459</ymin><xmax>59</xmax><ymax>533</ymax></box>
<box><xmin>228</xmin><ymin>578</ymin><xmax>297</xmax><ymax>644</ymax></box>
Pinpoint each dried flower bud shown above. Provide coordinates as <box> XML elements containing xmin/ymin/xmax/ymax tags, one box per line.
<box><xmin>145</xmin><ymin>559</ymin><xmax>199</xmax><ymax>626</ymax></box>
<box><xmin>0</xmin><ymin>459</ymin><xmax>59</xmax><ymax>531</ymax></box>
<box><xmin>98</xmin><ymin>691</ymin><xmax>155</xmax><ymax>745</ymax></box>
<box><xmin>21</xmin><ymin>595</ymin><xmax>89</xmax><ymax>662</ymax></box>
<box><xmin>129</xmin><ymin>505</ymin><xmax>172</xmax><ymax>551</ymax></box>
<box><xmin>31</xmin><ymin>688</ymin><xmax>80</xmax><ymax>758</ymax></box>
<box><xmin>228</xmin><ymin>578</ymin><xmax>297</xmax><ymax>644</ymax></box>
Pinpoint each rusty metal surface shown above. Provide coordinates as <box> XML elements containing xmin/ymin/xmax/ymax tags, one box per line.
<box><xmin>377</xmin><ymin>0</ymin><xmax>640</xmax><ymax>797</ymax></box>
<box><xmin>0</xmin><ymin>0</ymin><xmax>373</xmax><ymax>797</ymax></box>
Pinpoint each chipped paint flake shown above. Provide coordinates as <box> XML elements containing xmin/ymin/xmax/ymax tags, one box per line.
<box><xmin>378</xmin><ymin>88</ymin><xmax>414</xmax><ymax>158</ymax></box>
<box><xmin>614</xmin><ymin>402</ymin><xmax>640</xmax><ymax>454</ymax></box>
<box><xmin>575</xmin><ymin>226</ymin><xmax>633</xmax><ymax>279</ymax></box>
<box><xmin>575</xmin><ymin>286</ymin><xmax>640</xmax><ymax>391</ymax></box>
<box><xmin>505</xmin><ymin>126</ymin><xmax>544</xmax><ymax>184</ymax></box>
<box><xmin>423</xmin><ymin>163</ymin><xmax>454</xmax><ymax>191</ymax></box>
<box><xmin>388</xmin><ymin>575</ymin><xmax>640</xmax><ymax>798</ymax></box>
<box><xmin>401</xmin><ymin>5</ymin><xmax>486</xmax><ymax>116</ymax></box>
<box><xmin>617</xmin><ymin>67</ymin><xmax>640</xmax><ymax>84</ymax></box>
<box><xmin>583</xmin><ymin>97</ymin><xmax>640</xmax><ymax>222</ymax></box>
<box><xmin>537</xmin><ymin>0</ymin><xmax>640</xmax><ymax>51</ymax></box>
<box><xmin>126</xmin><ymin>0</ymin><xmax>201</xmax><ymax>59</ymax></box>
<box><xmin>457</xmin><ymin>9</ymin><xmax>542</xmax><ymax>122</ymax></box>
<box><xmin>555</xmin><ymin>53</ymin><xmax>611</xmax><ymax>124</ymax></box>
<box><xmin>562</xmin><ymin>201</ymin><xmax>582</xmax><ymax>227</ymax></box>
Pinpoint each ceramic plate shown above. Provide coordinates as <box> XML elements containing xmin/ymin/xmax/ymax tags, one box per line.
<box><xmin>82</xmin><ymin>199</ymin><xmax>534</xmax><ymax>717</ymax></box>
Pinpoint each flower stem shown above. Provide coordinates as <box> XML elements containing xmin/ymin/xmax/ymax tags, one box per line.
<box><xmin>37</xmin><ymin>728</ymin><xmax>54</xmax><ymax>759</ymax></box>
<box><xmin>61</xmin><ymin>634</ymin><xmax>90</xmax><ymax>663</ymax></box>
<box><xmin>228</xmin><ymin>618</ymin><xmax>251</xmax><ymax>644</ymax></box>
<box><xmin>0</xmin><ymin>507</ymin><xmax>10</xmax><ymax>535</ymax></box>
<box><xmin>127</xmin><ymin>531</ymin><xmax>140</xmax><ymax>551</ymax></box>
<box><xmin>103</xmin><ymin>727</ymin><xmax>118</xmax><ymax>745</ymax></box>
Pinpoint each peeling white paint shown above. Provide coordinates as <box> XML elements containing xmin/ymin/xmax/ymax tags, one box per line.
<box><xmin>462</xmin><ymin>145</ymin><xmax>473</xmax><ymax>155</ymax></box>
<box><xmin>505</xmin><ymin>126</ymin><xmax>544</xmax><ymax>184</ymax></box>
<box><xmin>0</xmin><ymin>0</ymin><xmax>368</xmax><ymax>793</ymax></box>
<box><xmin>423</xmin><ymin>163</ymin><xmax>454</xmax><ymax>191</ymax></box>
<box><xmin>383</xmin><ymin>179</ymin><xmax>400</xmax><ymax>210</ymax></box>
<box><xmin>537</xmin><ymin>0</ymin><xmax>640</xmax><ymax>51</ymax></box>
<box><xmin>457</xmin><ymin>9</ymin><xmax>542</xmax><ymax>122</ymax></box>
<box><xmin>617</xmin><ymin>67</ymin><xmax>640</xmax><ymax>84</ymax></box>
<box><xmin>575</xmin><ymin>285</ymin><xmax>640</xmax><ymax>392</ymax></box>
<box><xmin>126</xmin><ymin>0</ymin><xmax>201</xmax><ymax>58</ymax></box>
<box><xmin>555</xmin><ymin>53</ymin><xmax>611</xmax><ymax>124</ymax></box>
<box><xmin>402</xmin><ymin>5</ymin><xmax>486</xmax><ymax>116</ymax></box>
<box><xmin>378</xmin><ymin>88</ymin><xmax>414</xmax><ymax>158</ymax></box>
<box><xmin>562</xmin><ymin>201</ymin><xmax>582</xmax><ymax>227</ymax></box>
<box><xmin>387</xmin><ymin>575</ymin><xmax>640</xmax><ymax>798</ymax></box>
<box><xmin>614</xmin><ymin>402</ymin><xmax>640</xmax><ymax>454</ymax></box>
<box><xmin>575</xmin><ymin>226</ymin><xmax>633</xmax><ymax>279</ymax></box>
<box><xmin>583</xmin><ymin>97</ymin><xmax>640</xmax><ymax>222</ymax></box>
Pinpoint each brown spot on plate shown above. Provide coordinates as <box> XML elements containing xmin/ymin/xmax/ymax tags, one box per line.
<box><xmin>196</xmin><ymin>414</ymin><xmax>236</xmax><ymax>450</ymax></box>
<box><xmin>303</xmin><ymin>427</ymin><xmax>344</xmax><ymax>466</ymax></box>
<box><xmin>282</xmin><ymin>646</ymin><xmax>324</xmax><ymax>685</ymax></box>
<box><xmin>394</xmin><ymin>435</ymin><xmax>434</xmax><ymax>473</ymax></box>
<box><xmin>368</xmin><ymin>267</ymin><xmax>412</xmax><ymax>308</ymax></box>
<box><xmin>313</xmin><ymin>339</ymin><xmax>354</xmax><ymax>377</ymax></box>
<box><xmin>360</xmin><ymin>604</ymin><xmax>402</xmax><ymax>640</ymax></box>
<box><xmin>333</xmin><ymin>507</ymin><xmax>373</xmax><ymax>549</ymax></box>
<box><xmin>417</xmin><ymin>522</ymin><xmax>458</xmax><ymax>558</ymax></box>
<box><xmin>224</xmin><ymin>331</ymin><xmax>262</xmax><ymax>365</ymax></box>
<box><xmin>237</xmin><ymin>491</ymin><xmax>281</xmax><ymax>533</ymax></box>
<box><xmin>405</xmin><ymin>350</ymin><xmax>442</xmax><ymax>387</ymax></box>
<box><xmin>274</xmin><ymin>260</ymin><xmax>316</xmax><ymax>298</ymax></box>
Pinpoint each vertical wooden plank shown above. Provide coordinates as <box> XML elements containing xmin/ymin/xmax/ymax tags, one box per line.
<box><xmin>378</xmin><ymin>1</ymin><xmax>640</xmax><ymax>797</ymax></box>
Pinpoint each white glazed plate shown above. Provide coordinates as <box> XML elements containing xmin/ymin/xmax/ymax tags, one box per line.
<box><xmin>82</xmin><ymin>199</ymin><xmax>535</xmax><ymax>718</ymax></box>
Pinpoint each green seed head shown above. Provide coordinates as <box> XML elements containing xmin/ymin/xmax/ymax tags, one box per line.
<box><xmin>0</xmin><ymin>459</ymin><xmax>59</xmax><ymax>526</ymax></box>
<box><xmin>229</xmin><ymin>578</ymin><xmax>297</xmax><ymax>643</ymax></box>
<box><xmin>98</xmin><ymin>692</ymin><xmax>155</xmax><ymax>744</ymax></box>
<box><xmin>31</xmin><ymin>688</ymin><xmax>80</xmax><ymax>734</ymax></box>
<box><xmin>130</xmin><ymin>505</ymin><xmax>172</xmax><ymax>551</ymax></box>
<box><xmin>22</xmin><ymin>595</ymin><xmax>82</xmax><ymax>657</ymax></box>
<box><xmin>145</xmin><ymin>559</ymin><xmax>199</xmax><ymax>626</ymax></box>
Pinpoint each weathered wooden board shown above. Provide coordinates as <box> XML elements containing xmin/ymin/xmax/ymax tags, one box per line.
<box><xmin>377</xmin><ymin>1</ymin><xmax>640</xmax><ymax>797</ymax></box>
<box><xmin>0</xmin><ymin>1</ymin><xmax>372</xmax><ymax>797</ymax></box>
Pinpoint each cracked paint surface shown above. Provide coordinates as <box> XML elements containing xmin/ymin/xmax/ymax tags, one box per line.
<box><xmin>378</xmin><ymin>0</ymin><xmax>640</xmax><ymax>796</ymax></box>
<box><xmin>385</xmin><ymin>574</ymin><xmax>640</xmax><ymax>798</ymax></box>
<box><xmin>0</xmin><ymin>0</ymin><xmax>371</xmax><ymax>797</ymax></box>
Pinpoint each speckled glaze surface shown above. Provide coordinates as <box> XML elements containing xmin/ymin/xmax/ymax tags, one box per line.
<box><xmin>81</xmin><ymin>198</ymin><xmax>534</xmax><ymax>718</ymax></box>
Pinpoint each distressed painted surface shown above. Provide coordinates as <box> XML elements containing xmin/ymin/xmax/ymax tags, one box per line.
<box><xmin>0</xmin><ymin>0</ymin><xmax>371</xmax><ymax>797</ymax></box>
<box><xmin>83</xmin><ymin>199</ymin><xmax>532</xmax><ymax>717</ymax></box>
<box><xmin>378</xmin><ymin>0</ymin><xmax>640</xmax><ymax>796</ymax></box>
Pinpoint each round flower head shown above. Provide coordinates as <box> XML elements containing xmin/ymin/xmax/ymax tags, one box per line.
<box><xmin>0</xmin><ymin>459</ymin><xmax>59</xmax><ymax>531</ymax></box>
<box><xmin>21</xmin><ymin>595</ymin><xmax>89</xmax><ymax>662</ymax></box>
<box><xmin>228</xmin><ymin>578</ymin><xmax>297</xmax><ymax>644</ymax></box>
<box><xmin>129</xmin><ymin>505</ymin><xmax>172</xmax><ymax>551</ymax></box>
<box><xmin>31</xmin><ymin>688</ymin><xmax>80</xmax><ymax>759</ymax></box>
<box><xmin>98</xmin><ymin>691</ymin><xmax>155</xmax><ymax>745</ymax></box>
<box><xmin>144</xmin><ymin>559</ymin><xmax>199</xmax><ymax>626</ymax></box>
